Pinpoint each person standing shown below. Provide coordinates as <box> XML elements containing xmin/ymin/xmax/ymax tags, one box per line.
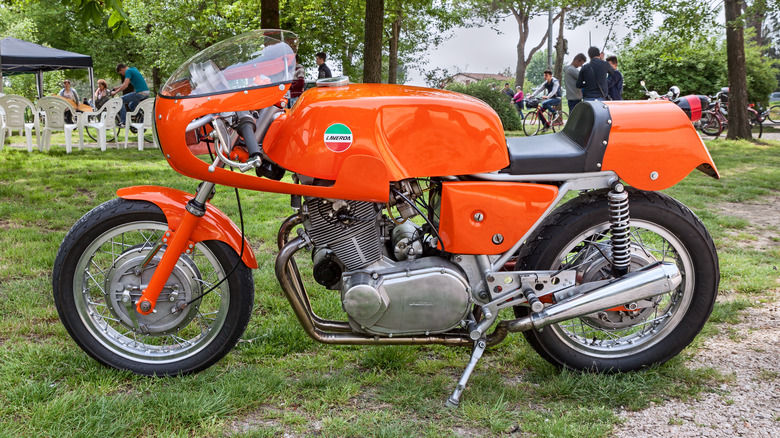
<box><xmin>513</xmin><ymin>86</ymin><xmax>524</xmax><ymax>111</ymax></box>
<box><xmin>564</xmin><ymin>53</ymin><xmax>586</xmax><ymax>111</ymax></box>
<box><xmin>502</xmin><ymin>83</ymin><xmax>514</xmax><ymax>99</ymax></box>
<box><xmin>576</xmin><ymin>47</ymin><xmax>615</xmax><ymax>101</ymax></box>
<box><xmin>111</xmin><ymin>63</ymin><xmax>150</xmax><ymax>125</ymax></box>
<box><xmin>315</xmin><ymin>52</ymin><xmax>332</xmax><ymax>79</ymax></box>
<box><xmin>289</xmin><ymin>54</ymin><xmax>306</xmax><ymax>107</ymax></box>
<box><xmin>606</xmin><ymin>55</ymin><xmax>623</xmax><ymax>101</ymax></box>
<box><xmin>528</xmin><ymin>69</ymin><xmax>562</xmax><ymax>131</ymax></box>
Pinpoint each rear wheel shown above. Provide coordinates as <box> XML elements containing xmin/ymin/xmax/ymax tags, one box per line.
<box><xmin>749</xmin><ymin>112</ymin><xmax>763</xmax><ymax>138</ymax></box>
<box><xmin>699</xmin><ymin>111</ymin><xmax>722</xmax><ymax>137</ymax></box>
<box><xmin>514</xmin><ymin>190</ymin><xmax>719</xmax><ymax>372</ymax></box>
<box><xmin>523</xmin><ymin>111</ymin><xmax>541</xmax><ymax>136</ymax></box>
<box><xmin>551</xmin><ymin>110</ymin><xmax>568</xmax><ymax>132</ymax></box>
<box><xmin>52</xmin><ymin>198</ymin><xmax>254</xmax><ymax>375</ymax></box>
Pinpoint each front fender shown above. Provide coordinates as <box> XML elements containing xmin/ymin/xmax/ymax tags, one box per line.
<box><xmin>601</xmin><ymin>101</ymin><xmax>719</xmax><ymax>191</ymax></box>
<box><xmin>117</xmin><ymin>186</ymin><xmax>258</xmax><ymax>269</ymax></box>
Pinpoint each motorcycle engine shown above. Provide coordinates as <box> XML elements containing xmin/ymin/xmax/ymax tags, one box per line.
<box><xmin>301</xmin><ymin>186</ymin><xmax>471</xmax><ymax>337</ymax></box>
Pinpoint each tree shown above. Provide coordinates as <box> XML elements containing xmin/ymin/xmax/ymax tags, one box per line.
<box><xmin>725</xmin><ymin>0</ymin><xmax>752</xmax><ymax>139</ymax></box>
<box><xmin>261</xmin><ymin>0</ymin><xmax>280</xmax><ymax>28</ymax></box>
<box><xmin>363</xmin><ymin>0</ymin><xmax>384</xmax><ymax>83</ymax></box>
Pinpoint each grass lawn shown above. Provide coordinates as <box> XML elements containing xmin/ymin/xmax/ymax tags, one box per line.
<box><xmin>0</xmin><ymin>135</ymin><xmax>778</xmax><ymax>437</ymax></box>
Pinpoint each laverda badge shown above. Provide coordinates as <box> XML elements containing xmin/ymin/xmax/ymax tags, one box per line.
<box><xmin>323</xmin><ymin>124</ymin><xmax>353</xmax><ymax>152</ymax></box>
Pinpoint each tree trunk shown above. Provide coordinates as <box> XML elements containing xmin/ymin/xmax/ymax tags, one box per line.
<box><xmin>388</xmin><ymin>15</ymin><xmax>401</xmax><ymax>84</ymax></box>
<box><xmin>152</xmin><ymin>66</ymin><xmax>160</xmax><ymax>94</ymax></box>
<box><xmin>743</xmin><ymin>0</ymin><xmax>766</xmax><ymax>47</ymax></box>
<box><xmin>725</xmin><ymin>0</ymin><xmax>752</xmax><ymax>140</ymax></box>
<box><xmin>512</xmin><ymin>9</ymin><xmax>554</xmax><ymax>90</ymax></box>
<box><xmin>553</xmin><ymin>8</ymin><xmax>567</xmax><ymax>82</ymax></box>
<box><xmin>363</xmin><ymin>0</ymin><xmax>385</xmax><ymax>83</ymax></box>
<box><xmin>261</xmin><ymin>0</ymin><xmax>280</xmax><ymax>29</ymax></box>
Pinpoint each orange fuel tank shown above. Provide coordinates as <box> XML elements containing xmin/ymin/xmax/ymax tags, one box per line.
<box><xmin>263</xmin><ymin>84</ymin><xmax>510</xmax><ymax>181</ymax></box>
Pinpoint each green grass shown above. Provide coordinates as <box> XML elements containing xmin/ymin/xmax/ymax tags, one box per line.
<box><xmin>0</xmin><ymin>136</ymin><xmax>778</xmax><ymax>437</ymax></box>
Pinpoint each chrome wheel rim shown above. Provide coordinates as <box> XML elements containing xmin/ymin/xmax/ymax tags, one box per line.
<box><xmin>73</xmin><ymin>221</ymin><xmax>230</xmax><ymax>364</ymax></box>
<box><xmin>548</xmin><ymin>220</ymin><xmax>694</xmax><ymax>358</ymax></box>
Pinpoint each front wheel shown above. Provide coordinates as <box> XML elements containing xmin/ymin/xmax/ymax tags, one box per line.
<box><xmin>523</xmin><ymin>111</ymin><xmax>541</xmax><ymax>136</ymax></box>
<box><xmin>515</xmin><ymin>189</ymin><xmax>719</xmax><ymax>372</ymax></box>
<box><xmin>52</xmin><ymin>198</ymin><xmax>254</xmax><ymax>375</ymax></box>
<box><xmin>767</xmin><ymin>105</ymin><xmax>780</xmax><ymax>123</ymax></box>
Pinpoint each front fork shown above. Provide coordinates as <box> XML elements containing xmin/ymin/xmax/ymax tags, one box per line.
<box><xmin>135</xmin><ymin>182</ymin><xmax>215</xmax><ymax>315</ymax></box>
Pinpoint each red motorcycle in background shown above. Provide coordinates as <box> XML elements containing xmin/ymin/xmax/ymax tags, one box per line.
<box><xmin>52</xmin><ymin>30</ymin><xmax>720</xmax><ymax>406</ymax></box>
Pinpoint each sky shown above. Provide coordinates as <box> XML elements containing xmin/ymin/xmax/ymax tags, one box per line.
<box><xmin>404</xmin><ymin>13</ymin><xmax>631</xmax><ymax>86</ymax></box>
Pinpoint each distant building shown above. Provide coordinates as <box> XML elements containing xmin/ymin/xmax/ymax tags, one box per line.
<box><xmin>448</xmin><ymin>72</ymin><xmax>514</xmax><ymax>86</ymax></box>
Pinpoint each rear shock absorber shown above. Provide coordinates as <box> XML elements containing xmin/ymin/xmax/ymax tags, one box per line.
<box><xmin>608</xmin><ymin>183</ymin><xmax>631</xmax><ymax>277</ymax></box>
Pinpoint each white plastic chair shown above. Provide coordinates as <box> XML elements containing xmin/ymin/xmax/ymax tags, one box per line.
<box><xmin>124</xmin><ymin>98</ymin><xmax>155</xmax><ymax>150</ymax></box>
<box><xmin>0</xmin><ymin>94</ymin><xmax>40</xmax><ymax>152</ymax></box>
<box><xmin>0</xmin><ymin>108</ymin><xmax>6</xmax><ymax>151</ymax></box>
<box><xmin>36</xmin><ymin>97</ymin><xmax>82</xmax><ymax>153</ymax></box>
<box><xmin>80</xmin><ymin>97</ymin><xmax>122</xmax><ymax>151</ymax></box>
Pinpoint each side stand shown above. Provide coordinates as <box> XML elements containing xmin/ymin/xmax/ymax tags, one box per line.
<box><xmin>446</xmin><ymin>337</ymin><xmax>487</xmax><ymax>408</ymax></box>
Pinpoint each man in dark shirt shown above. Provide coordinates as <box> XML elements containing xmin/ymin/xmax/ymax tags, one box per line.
<box><xmin>606</xmin><ymin>55</ymin><xmax>623</xmax><ymax>100</ymax></box>
<box><xmin>502</xmin><ymin>83</ymin><xmax>514</xmax><ymax>99</ymax></box>
<box><xmin>316</xmin><ymin>52</ymin><xmax>332</xmax><ymax>79</ymax></box>
<box><xmin>576</xmin><ymin>46</ymin><xmax>615</xmax><ymax>101</ymax></box>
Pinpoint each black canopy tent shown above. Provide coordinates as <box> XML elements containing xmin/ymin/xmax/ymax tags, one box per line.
<box><xmin>0</xmin><ymin>37</ymin><xmax>94</xmax><ymax>99</ymax></box>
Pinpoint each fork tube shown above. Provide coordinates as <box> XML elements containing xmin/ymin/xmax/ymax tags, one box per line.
<box><xmin>135</xmin><ymin>182</ymin><xmax>214</xmax><ymax>315</ymax></box>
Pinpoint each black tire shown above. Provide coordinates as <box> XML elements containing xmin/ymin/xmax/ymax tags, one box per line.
<box><xmin>749</xmin><ymin>112</ymin><xmax>763</xmax><ymax>138</ymax></box>
<box><xmin>767</xmin><ymin>105</ymin><xmax>780</xmax><ymax>124</ymax></box>
<box><xmin>551</xmin><ymin>110</ymin><xmax>568</xmax><ymax>133</ymax></box>
<box><xmin>523</xmin><ymin>111</ymin><xmax>541</xmax><ymax>136</ymax></box>
<box><xmin>699</xmin><ymin>111</ymin><xmax>722</xmax><ymax>137</ymax></box>
<box><xmin>514</xmin><ymin>189</ymin><xmax>719</xmax><ymax>372</ymax></box>
<box><xmin>52</xmin><ymin>198</ymin><xmax>254</xmax><ymax>376</ymax></box>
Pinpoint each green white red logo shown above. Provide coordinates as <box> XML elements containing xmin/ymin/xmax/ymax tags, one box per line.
<box><xmin>324</xmin><ymin>124</ymin><xmax>353</xmax><ymax>152</ymax></box>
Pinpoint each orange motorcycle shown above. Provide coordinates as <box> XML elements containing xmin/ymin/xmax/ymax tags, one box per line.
<box><xmin>52</xmin><ymin>30</ymin><xmax>720</xmax><ymax>406</ymax></box>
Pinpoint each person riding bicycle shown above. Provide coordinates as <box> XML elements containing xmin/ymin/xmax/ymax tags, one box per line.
<box><xmin>110</xmin><ymin>63</ymin><xmax>150</xmax><ymax>126</ymax></box>
<box><xmin>528</xmin><ymin>70</ymin><xmax>562</xmax><ymax>131</ymax></box>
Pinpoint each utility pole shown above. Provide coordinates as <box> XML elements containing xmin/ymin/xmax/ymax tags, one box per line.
<box><xmin>547</xmin><ymin>0</ymin><xmax>553</xmax><ymax>69</ymax></box>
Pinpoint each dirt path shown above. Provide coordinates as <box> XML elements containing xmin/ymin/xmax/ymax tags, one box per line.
<box><xmin>613</xmin><ymin>197</ymin><xmax>780</xmax><ymax>438</ymax></box>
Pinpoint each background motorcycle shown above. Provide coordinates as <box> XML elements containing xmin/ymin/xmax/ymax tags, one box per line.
<box><xmin>52</xmin><ymin>30</ymin><xmax>720</xmax><ymax>406</ymax></box>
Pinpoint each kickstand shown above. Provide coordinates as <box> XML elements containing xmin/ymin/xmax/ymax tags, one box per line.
<box><xmin>446</xmin><ymin>337</ymin><xmax>486</xmax><ymax>408</ymax></box>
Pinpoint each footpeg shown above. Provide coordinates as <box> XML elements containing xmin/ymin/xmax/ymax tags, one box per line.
<box><xmin>446</xmin><ymin>338</ymin><xmax>486</xmax><ymax>408</ymax></box>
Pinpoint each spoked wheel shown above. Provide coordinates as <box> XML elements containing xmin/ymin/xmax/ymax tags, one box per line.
<box><xmin>551</xmin><ymin>110</ymin><xmax>568</xmax><ymax>132</ymax></box>
<box><xmin>52</xmin><ymin>198</ymin><xmax>254</xmax><ymax>375</ymax></box>
<box><xmin>523</xmin><ymin>111</ymin><xmax>541</xmax><ymax>136</ymax></box>
<box><xmin>699</xmin><ymin>111</ymin><xmax>722</xmax><ymax>137</ymax></box>
<box><xmin>515</xmin><ymin>189</ymin><xmax>719</xmax><ymax>372</ymax></box>
<box><xmin>749</xmin><ymin>112</ymin><xmax>763</xmax><ymax>138</ymax></box>
<box><xmin>767</xmin><ymin>105</ymin><xmax>780</xmax><ymax>124</ymax></box>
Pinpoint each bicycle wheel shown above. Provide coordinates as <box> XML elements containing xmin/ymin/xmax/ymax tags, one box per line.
<box><xmin>551</xmin><ymin>111</ymin><xmax>568</xmax><ymax>133</ymax></box>
<box><xmin>699</xmin><ymin>112</ymin><xmax>723</xmax><ymax>137</ymax></box>
<box><xmin>749</xmin><ymin>112</ymin><xmax>763</xmax><ymax>138</ymax></box>
<box><xmin>767</xmin><ymin>105</ymin><xmax>780</xmax><ymax>124</ymax></box>
<box><xmin>523</xmin><ymin>111</ymin><xmax>541</xmax><ymax>136</ymax></box>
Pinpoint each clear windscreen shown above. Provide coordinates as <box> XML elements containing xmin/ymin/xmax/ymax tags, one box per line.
<box><xmin>160</xmin><ymin>30</ymin><xmax>298</xmax><ymax>98</ymax></box>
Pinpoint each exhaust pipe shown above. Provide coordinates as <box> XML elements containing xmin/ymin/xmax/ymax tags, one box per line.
<box><xmin>493</xmin><ymin>262</ymin><xmax>682</xmax><ymax>336</ymax></box>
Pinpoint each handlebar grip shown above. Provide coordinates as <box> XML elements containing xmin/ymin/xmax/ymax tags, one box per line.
<box><xmin>236</xmin><ymin>111</ymin><xmax>261</xmax><ymax>158</ymax></box>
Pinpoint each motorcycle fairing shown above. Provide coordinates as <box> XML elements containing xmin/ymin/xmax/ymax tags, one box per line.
<box><xmin>262</xmin><ymin>84</ymin><xmax>510</xmax><ymax>181</ymax></box>
<box><xmin>154</xmin><ymin>89</ymin><xmax>390</xmax><ymax>203</ymax></box>
<box><xmin>437</xmin><ymin>182</ymin><xmax>559</xmax><ymax>254</ymax></box>
<box><xmin>601</xmin><ymin>101</ymin><xmax>719</xmax><ymax>190</ymax></box>
<box><xmin>117</xmin><ymin>186</ymin><xmax>258</xmax><ymax>269</ymax></box>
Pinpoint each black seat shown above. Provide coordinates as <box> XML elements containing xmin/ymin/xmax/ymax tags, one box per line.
<box><xmin>503</xmin><ymin>101</ymin><xmax>612</xmax><ymax>175</ymax></box>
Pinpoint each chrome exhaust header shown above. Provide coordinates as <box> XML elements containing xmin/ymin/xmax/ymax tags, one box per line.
<box><xmin>491</xmin><ymin>261</ymin><xmax>682</xmax><ymax>336</ymax></box>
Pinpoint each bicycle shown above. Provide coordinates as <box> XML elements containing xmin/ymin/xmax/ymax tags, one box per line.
<box><xmin>522</xmin><ymin>98</ymin><xmax>568</xmax><ymax>136</ymax></box>
<box><xmin>698</xmin><ymin>92</ymin><xmax>762</xmax><ymax>138</ymax></box>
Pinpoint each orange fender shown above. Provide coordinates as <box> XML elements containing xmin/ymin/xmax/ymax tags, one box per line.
<box><xmin>117</xmin><ymin>186</ymin><xmax>258</xmax><ymax>269</ymax></box>
<box><xmin>601</xmin><ymin>101</ymin><xmax>719</xmax><ymax>191</ymax></box>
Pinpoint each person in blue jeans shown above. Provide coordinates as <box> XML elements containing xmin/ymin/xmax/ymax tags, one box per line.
<box><xmin>528</xmin><ymin>70</ymin><xmax>562</xmax><ymax>131</ymax></box>
<box><xmin>110</xmin><ymin>63</ymin><xmax>150</xmax><ymax>125</ymax></box>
